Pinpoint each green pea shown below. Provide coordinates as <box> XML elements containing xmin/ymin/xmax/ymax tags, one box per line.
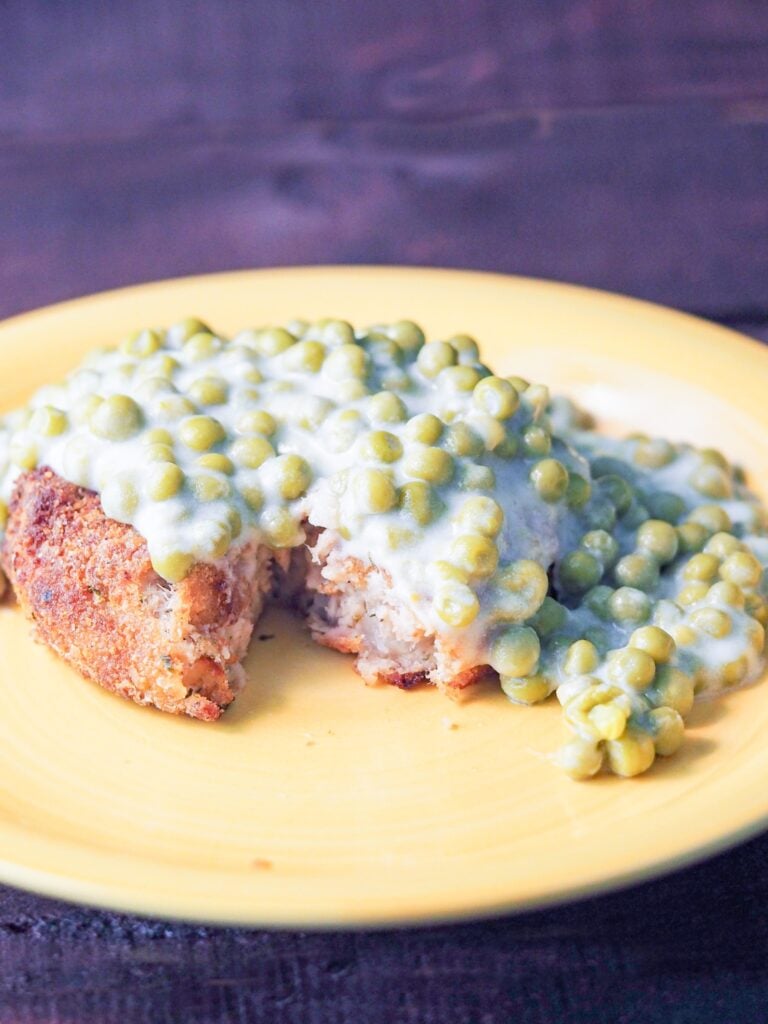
<box><xmin>688</xmin><ymin>504</ymin><xmax>732</xmax><ymax>533</ymax></box>
<box><xmin>135</xmin><ymin>375</ymin><xmax>176</xmax><ymax>404</ymax></box>
<box><xmin>171</xmin><ymin>317</ymin><xmax>210</xmax><ymax>344</ymax></box>
<box><xmin>449</xmin><ymin>534</ymin><xmax>499</xmax><ymax>579</ymax></box>
<box><xmin>323</xmin><ymin>409</ymin><xmax>364</xmax><ymax>453</ymax></box>
<box><xmin>0</xmin><ymin>501</ymin><xmax>7</xmax><ymax>530</ymax></box>
<box><xmin>361</xmin><ymin>430</ymin><xmax>403</xmax><ymax>464</ymax></box>
<box><xmin>260</xmin><ymin>507</ymin><xmax>303</xmax><ymax>547</ymax></box>
<box><xmin>703</xmin><ymin>532</ymin><xmax>742</xmax><ymax>559</ymax></box>
<box><xmin>530</xmin><ymin>458</ymin><xmax>569</xmax><ymax>502</ymax></box>
<box><xmin>637</xmin><ymin>519</ymin><xmax>679</xmax><ymax>564</ymax></box>
<box><xmin>707</xmin><ymin>580</ymin><xmax>745</xmax><ymax>609</ymax></box>
<box><xmin>294</xmin><ymin>396</ymin><xmax>335</xmax><ymax>430</ymax></box>
<box><xmin>142</xmin><ymin>427</ymin><xmax>174</xmax><ymax>446</ymax></box>
<box><xmin>528</xmin><ymin>596</ymin><xmax>567</xmax><ymax>637</ymax></box>
<box><xmin>231</xmin><ymin>435</ymin><xmax>276</xmax><ymax>469</ymax></box>
<box><xmin>566</xmin><ymin>473</ymin><xmax>591</xmax><ymax>509</ymax></box>
<box><xmin>583</xmin><ymin>584</ymin><xmax>615</xmax><ymax>621</ymax></box>
<box><xmin>404</xmin><ymin>413</ymin><xmax>443</xmax><ymax>445</ymax></box>
<box><xmin>677</xmin><ymin>521</ymin><xmax>708</xmax><ymax>553</ymax></box>
<box><xmin>581</xmin><ymin>530</ymin><xmax>619</xmax><ymax>569</ymax></box>
<box><xmin>443</xmin><ymin>423</ymin><xmax>484</xmax><ymax>458</ymax></box>
<box><xmin>506</xmin><ymin>375</ymin><xmax>529</xmax><ymax>393</ymax></box>
<box><xmin>366</xmin><ymin>391</ymin><xmax>407</xmax><ymax>423</ymax></box>
<box><xmin>281</xmin><ymin>339</ymin><xmax>325</xmax><ymax>373</ymax></box>
<box><xmin>605</xmin><ymin>730</ymin><xmax>656</xmax><ymax>777</ymax></box>
<box><xmin>559</xmin><ymin>551</ymin><xmax>602</xmax><ymax>593</ymax></box>
<box><xmin>676</xmin><ymin>581</ymin><xmax>709</xmax><ymax>606</ymax></box>
<box><xmin>434</xmin><ymin>581</ymin><xmax>480</xmax><ymax>627</ymax></box>
<box><xmin>184</xmin><ymin>331</ymin><xmax>222</xmax><ymax>361</ymax></box>
<box><xmin>607</xmin><ymin>647</ymin><xmax>656</xmax><ymax>689</ymax></box>
<box><xmin>190</xmin><ymin>473</ymin><xmax>231</xmax><ymax>502</ymax></box>
<box><xmin>633</xmin><ymin>438</ymin><xmax>675</xmax><ymax>469</ymax></box>
<box><xmin>645</xmin><ymin>490</ymin><xmax>685</xmax><ymax>524</ymax></box>
<box><xmin>145</xmin><ymin>462</ymin><xmax>185</xmax><ymax>501</ymax></box>
<box><xmin>683</xmin><ymin>552</ymin><xmax>720</xmax><ymax>582</ymax></box>
<box><xmin>350</xmin><ymin>468</ymin><xmax>397</xmax><ymax>514</ymax></box>
<box><xmin>145</xmin><ymin>443</ymin><xmax>176</xmax><ymax>463</ymax></box>
<box><xmin>236</xmin><ymin>410</ymin><xmax>276</xmax><ymax>437</ymax></box>
<box><xmin>399</xmin><ymin>481</ymin><xmax>441</xmax><ymax>526</ymax></box>
<box><xmin>417</xmin><ymin>341</ymin><xmax>457</xmax><ymax>378</ymax></box>
<box><xmin>460</xmin><ymin>464</ymin><xmax>496</xmax><ymax>491</ymax></box>
<box><xmin>196</xmin><ymin>453</ymin><xmax>235</xmax><ymax>475</ymax></box>
<box><xmin>490</xmin><ymin>626</ymin><xmax>541</xmax><ymax>677</ymax></box>
<box><xmin>650</xmin><ymin>666</ymin><xmax>695</xmax><ymax>716</ymax></box>
<box><xmin>90</xmin><ymin>394</ymin><xmax>143</xmax><ymax>441</ymax></box>
<box><xmin>30</xmin><ymin>405</ymin><xmax>68</xmax><ymax>437</ymax></box>
<box><xmin>522</xmin><ymin>425</ymin><xmax>551</xmax><ymax>458</ymax></box>
<box><xmin>500</xmin><ymin>675</ymin><xmax>551</xmax><ymax>705</ymax></box>
<box><xmin>522</xmin><ymin>384</ymin><xmax>549</xmax><ymax>417</ymax></box>
<box><xmin>690</xmin><ymin>607</ymin><xmax>732</xmax><ymax>638</ymax></box>
<box><xmin>441</xmin><ymin>365</ymin><xmax>482</xmax><ymax>392</ymax></box>
<box><xmin>720</xmin><ymin>551</ymin><xmax>762</xmax><ymax>588</ymax></box>
<box><xmin>241</xmin><ymin>484</ymin><xmax>264</xmax><ymax>511</ymax></box>
<box><xmin>153</xmin><ymin>395</ymin><xmax>197</xmax><ymax>422</ymax></box>
<box><xmin>585</xmin><ymin>499</ymin><xmax>617</xmax><ymax>533</ymax></box>
<box><xmin>256</xmin><ymin>327</ymin><xmax>296</xmax><ymax>356</ymax></box>
<box><xmin>122</xmin><ymin>328</ymin><xmax>163</xmax><ymax>358</ymax></box>
<box><xmin>649</xmin><ymin>706</ymin><xmax>685</xmax><ymax>756</ymax></box>
<box><xmin>564</xmin><ymin>639</ymin><xmax>599</xmax><ymax>676</ymax></box>
<box><xmin>699</xmin><ymin>447</ymin><xmax>729</xmax><ymax>469</ymax></box>
<box><xmin>591</xmin><ymin>456</ymin><xmax>631</xmax><ymax>479</ymax></box>
<box><xmin>151</xmin><ymin>549</ymin><xmax>194</xmax><ymax>583</ymax></box>
<box><xmin>448</xmin><ymin>333</ymin><xmax>480</xmax><ymax>362</ymax></box>
<box><xmin>404</xmin><ymin>446</ymin><xmax>454</xmax><ymax>485</ymax></box>
<box><xmin>494</xmin><ymin>433</ymin><xmax>519</xmax><ymax>460</ymax></box>
<box><xmin>472</xmin><ymin>376</ymin><xmax>519</xmax><ymax>419</ymax></box>
<box><xmin>608</xmin><ymin>587</ymin><xmax>651</xmax><ymax>624</ymax></box>
<box><xmin>313</xmin><ymin>319</ymin><xmax>355</xmax><ymax>347</ymax></box>
<box><xmin>364</xmin><ymin>333</ymin><xmax>402</xmax><ymax>366</ymax></box>
<box><xmin>179</xmin><ymin>415</ymin><xmax>226</xmax><ymax>451</ymax></box>
<box><xmin>60</xmin><ymin>436</ymin><xmax>92</xmax><ymax>486</ymax></box>
<box><xmin>455</xmin><ymin>496</ymin><xmax>503</xmax><ymax>537</ymax></box>
<box><xmin>598</xmin><ymin>474</ymin><xmax>634</xmax><ymax>516</ymax></box>
<box><xmin>188</xmin><ymin>376</ymin><xmax>229</xmax><ymax>406</ymax></box>
<box><xmin>274</xmin><ymin>454</ymin><xmax>312</xmax><ymax>500</ymax></box>
<box><xmin>630</xmin><ymin>625</ymin><xmax>675</xmax><ymax>663</ymax></box>
<box><xmin>193</xmin><ymin>515</ymin><xmax>233</xmax><ymax>559</ymax></box>
<box><xmin>100</xmin><ymin>476</ymin><xmax>139</xmax><ymax>523</ymax></box>
<box><xmin>324</xmin><ymin>343</ymin><xmax>368</xmax><ymax>381</ymax></box>
<box><xmin>690</xmin><ymin>464</ymin><xmax>732</xmax><ymax>500</ymax></box>
<box><xmin>430</xmin><ymin>560</ymin><xmax>470</xmax><ymax>585</ymax></box>
<box><xmin>139</xmin><ymin>354</ymin><xmax>179</xmax><ymax>383</ymax></box>
<box><xmin>494</xmin><ymin>560</ymin><xmax>549</xmax><ymax>621</ymax></box>
<box><xmin>613</xmin><ymin>553</ymin><xmax>659</xmax><ymax>592</ymax></box>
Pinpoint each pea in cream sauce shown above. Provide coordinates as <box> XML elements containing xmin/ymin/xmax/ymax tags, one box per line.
<box><xmin>0</xmin><ymin>319</ymin><xmax>766</xmax><ymax>778</ymax></box>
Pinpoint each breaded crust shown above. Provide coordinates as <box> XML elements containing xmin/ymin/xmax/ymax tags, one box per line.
<box><xmin>1</xmin><ymin>468</ymin><xmax>272</xmax><ymax>720</ymax></box>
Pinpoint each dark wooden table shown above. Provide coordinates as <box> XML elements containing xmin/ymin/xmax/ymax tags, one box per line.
<box><xmin>2</xmin><ymin>3</ymin><xmax>768</xmax><ymax>1021</ymax></box>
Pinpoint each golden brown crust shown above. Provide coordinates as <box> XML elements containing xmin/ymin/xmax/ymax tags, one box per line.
<box><xmin>1</xmin><ymin>468</ymin><xmax>270</xmax><ymax>721</ymax></box>
<box><xmin>0</xmin><ymin>470</ymin><xmax>490</xmax><ymax>720</ymax></box>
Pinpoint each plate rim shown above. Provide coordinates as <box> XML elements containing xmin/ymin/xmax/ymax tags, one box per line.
<box><xmin>2</xmin><ymin>265</ymin><xmax>768</xmax><ymax>928</ymax></box>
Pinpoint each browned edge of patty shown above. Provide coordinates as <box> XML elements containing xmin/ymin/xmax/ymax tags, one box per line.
<box><xmin>1</xmin><ymin>468</ymin><xmax>271</xmax><ymax>721</ymax></box>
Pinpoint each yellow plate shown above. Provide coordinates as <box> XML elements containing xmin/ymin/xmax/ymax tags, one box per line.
<box><xmin>1</xmin><ymin>267</ymin><xmax>768</xmax><ymax>927</ymax></box>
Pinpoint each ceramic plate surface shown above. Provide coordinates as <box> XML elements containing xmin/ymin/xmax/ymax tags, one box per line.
<box><xmin>1</xmin><ymin>267</ymin><xmax>768</xmax><ymax>927</ymax></box>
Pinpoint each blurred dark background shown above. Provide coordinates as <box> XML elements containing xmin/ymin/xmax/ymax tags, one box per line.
<box><xmin>3</xmin><ymin>0</ymin><xmax>768</xmax><ymax>336</ymax></box>
<box><xmin>3</xmin><ymin>3</ymin><xmax>768</xmax><ymax>1023</ymax></box>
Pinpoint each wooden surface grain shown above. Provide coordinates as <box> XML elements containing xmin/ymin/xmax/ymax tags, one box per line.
<box><xmin>2</xmin><ymin>2</ymin><xmax>768</xmax><ymax>1021</ymax></box>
